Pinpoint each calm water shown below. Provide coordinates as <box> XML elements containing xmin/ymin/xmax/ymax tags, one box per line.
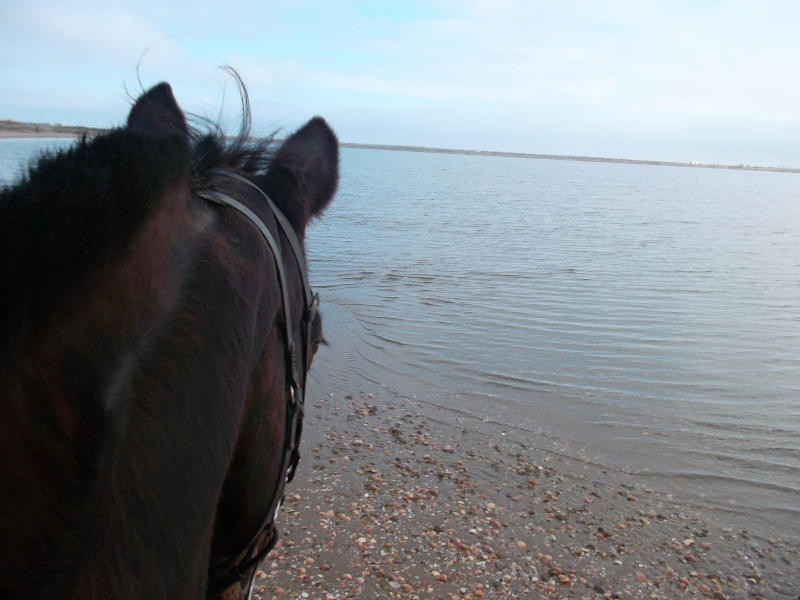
<box><xmin>0</xmin><ymin>137</ymin><xmax>77</xmax><ymax>184</ymax></box>
<box><xmin>3</xmin><ymin>138</ymin><xmax>799</xmax><ymax>541</ymax></box>
<box><xmin>306</xmin><ymin>147</ymin><xmax>800</xmax><ymax>541</ymax></box>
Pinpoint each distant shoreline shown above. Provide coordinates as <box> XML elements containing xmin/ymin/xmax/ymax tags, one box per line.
<box><xmin>341</xmin><ymin>142</ymin><xmax>800</xmax><ymax>174</ymax></box>
<box><xmin>0</xmin><ymin>120</ymin><xmax>107</xmax><ymax>139</ymax></box>
<box><xmin>0</xmin><ymin>131</ymin><xmax>79</xmax><ymax>139</ymax></box>
<box><xmin>3</xmin><ymin>119</ymin><xmax>797</xmax><ymax>173</ymax></box>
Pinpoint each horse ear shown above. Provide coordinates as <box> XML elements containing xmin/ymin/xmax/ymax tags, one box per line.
<box><xmin>265</xmin><ymin>117</ymin><xmax>339</xmax><ymax>234</ymax></box>
<box><xmin>127</xmin><ymin>83</ymin><xmax>189</xmax><ymax>139</ymax></box>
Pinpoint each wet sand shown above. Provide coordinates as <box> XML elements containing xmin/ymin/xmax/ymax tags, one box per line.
<box><xmin>252</xmin><ymin>351</ymin><xmax>798</xmax><ymax>599</ymax></box>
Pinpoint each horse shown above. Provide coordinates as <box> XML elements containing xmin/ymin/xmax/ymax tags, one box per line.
<box><xmin>0</xmin><ymin>79</ymin><xmax>338</xmax><ymax>598</ymax></box>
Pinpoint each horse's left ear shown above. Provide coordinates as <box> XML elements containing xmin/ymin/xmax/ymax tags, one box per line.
<box><xmin>264</xmin><ymin>117</ymin><xmax>339</xmax><ymax>235</ymax></box>
<box><xmin>127</xmin><ymin>83</ymin><xmax>189</xmax><ymax>140</ymax></box>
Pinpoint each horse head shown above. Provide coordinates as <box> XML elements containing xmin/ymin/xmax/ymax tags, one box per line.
<box><xmin>129</xmin><ymin>82</ymin><xmax>339</xmax><ymax>598</ymax></box>
<box><xmin>0</xmin><ymin>79</ymin><xmax>338</xmax><ymax>599</ymax></box>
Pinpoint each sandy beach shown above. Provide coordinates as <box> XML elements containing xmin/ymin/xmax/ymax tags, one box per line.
<box><xmin>249</xmin><ymin>347</ymin><xmax>799</xmax><ymax>600</ymax></box>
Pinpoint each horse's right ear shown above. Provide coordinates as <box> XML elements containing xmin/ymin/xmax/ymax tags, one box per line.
<box><xmin>263</xmin><ymin>117</ymin><xmax>339</xmax><ymax>236</ymax></box>
<box><xmin>127</xmin><ymin>83</ymin><xmax>189</xmax><ymax>139</ymax></box>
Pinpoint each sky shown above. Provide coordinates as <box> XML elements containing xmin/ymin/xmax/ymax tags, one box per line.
<box><xmin>2</xmin><ymin>1</ymin><xmax>800</xmax><ymax>167</ymax></box>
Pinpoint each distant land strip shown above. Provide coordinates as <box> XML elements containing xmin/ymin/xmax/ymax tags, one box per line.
<box><xmin>0</xmin><ymin>119</ymin><xmax>107</xmax><ymax>138</ymax></box>
<box><xmin>2</xmin><ymin>119</ymin><xmax>797</xmax><ymax>173</ymax></box>
<box><xmin>341</xmin><ymin>142</ymin><xmax>800</xmax><ymax>174</ymax></box>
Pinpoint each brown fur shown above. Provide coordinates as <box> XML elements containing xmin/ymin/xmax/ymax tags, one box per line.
<box><xmin>0</xmin><ymin>80</ymin><xmax>338</xmax><ymax>598</ymax></box>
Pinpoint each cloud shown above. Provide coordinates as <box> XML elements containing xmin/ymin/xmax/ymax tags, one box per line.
<box><xmin>1</xmin><ymin>0</ymin><xmax>799</xmax><ymax>164</ymax></box>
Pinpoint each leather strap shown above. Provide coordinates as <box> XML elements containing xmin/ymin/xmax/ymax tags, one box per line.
<box><xmin>198</xmin><ymin>170</ymin><xmax>316</xmax><ymax>599</ymax></box>
<box><xmin>211</xmin><ymin>169</ymin><xmax>313</xmax><ymax>309</ymax></box>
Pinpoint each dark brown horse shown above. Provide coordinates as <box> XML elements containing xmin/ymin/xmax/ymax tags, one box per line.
<box><xmin>0</xmin><ymin>80</ymin><xmax>338</xmax><ymax>598</ymax></box>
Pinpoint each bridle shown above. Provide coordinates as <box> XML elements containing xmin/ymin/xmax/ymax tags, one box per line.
<box><xmin>197</xmin><ymin>169</ymin><xmax>318</xmax><ymax>599</ymax></box>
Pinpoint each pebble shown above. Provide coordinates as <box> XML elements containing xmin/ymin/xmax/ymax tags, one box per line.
<box><xmin>253</xmin><ymin>393</ymin><xmax>793</xmax><ymax>600</ymax></box>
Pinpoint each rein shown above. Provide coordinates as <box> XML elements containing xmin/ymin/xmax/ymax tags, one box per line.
<box><xmin>197</xmin><ymin>169</ymin><xmax>318</xmax><ymax>598</ymax></box>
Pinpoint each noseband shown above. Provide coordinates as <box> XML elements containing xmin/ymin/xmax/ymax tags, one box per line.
<box><xmin>197</xmin><ymin>169</ymin><xmax>318</xmax><ymax>598</ymax></box>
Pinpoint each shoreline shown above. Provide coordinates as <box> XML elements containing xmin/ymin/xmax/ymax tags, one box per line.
<box><xmin>340</xmin><ymin>143</ymin><xmax>800</xmax><ymax>174</ymax></box>
<box><xmin>251</xmin><ymin>344</ymin><xmax>799</xmax><ymax>599</ymax></box>
<box><xmin>0</xmin><ymin>131</ymin><xmax>80</xmax><ymax>139</ymax></box>
<box><xmin>2</xmin><ymin>124</ymin><xmax>797</xmax><ymax>173</ymax></box>
<box><xmin>0</xmin><ymin>121</ymin><xmax>107</xmax><ymax>139</ymax></box>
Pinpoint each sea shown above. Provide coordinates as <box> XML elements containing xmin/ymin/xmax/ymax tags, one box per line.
<box><xmin>2</xmin><ymin>137</ymin><xmax>799</xmax><ymax>542</ymax></box>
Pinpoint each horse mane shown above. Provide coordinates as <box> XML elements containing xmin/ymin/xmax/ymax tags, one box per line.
<box><xmin>188</xmin><ymin>70</ymin><xmax>277</xmax><ymax>180</ymax></box>
<box><xmin>0</xmin><ymin>73</ymin><xmax>277</xmax><ymax>347</ymax></box>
